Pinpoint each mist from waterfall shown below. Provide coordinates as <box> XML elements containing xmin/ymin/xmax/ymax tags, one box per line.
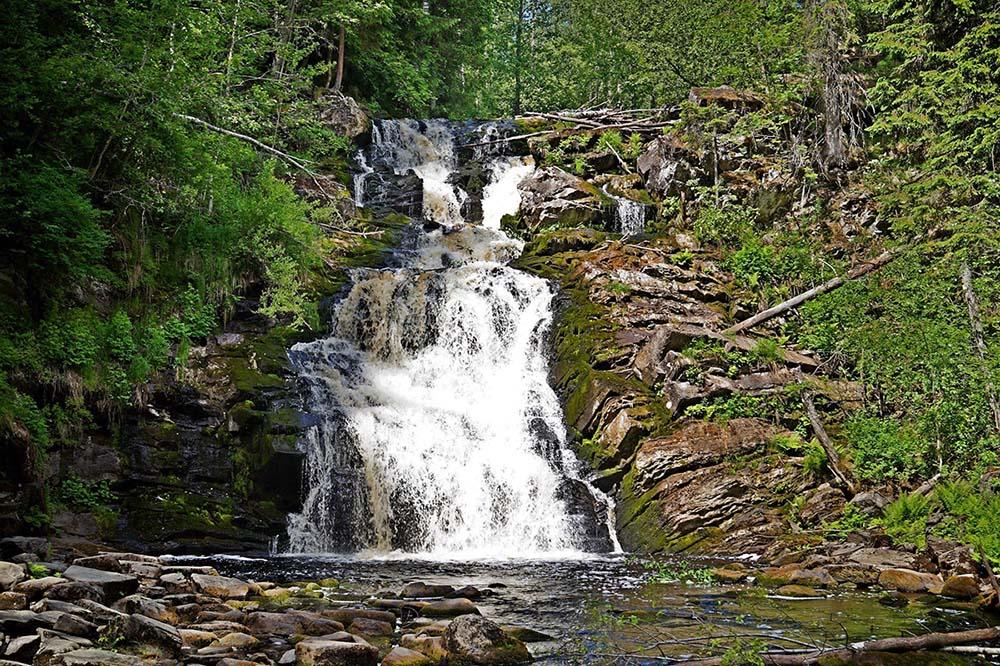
<box><xmin>287</xmin><ymin>120</ymin><xmax>614</xmax><ymax>558</ymax></box>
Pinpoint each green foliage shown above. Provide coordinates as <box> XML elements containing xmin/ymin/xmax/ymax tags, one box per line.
<box><xmin>26</xmin><ymin>563</ymin><xmax>50</xmax><ymax>579</ymax></box>
<box><xmin>823</xmin><ymin>502</ymin><xmax>869</xmax><ymax>535</ymax></box>
<box><xmin>694</xmin><ymin>203</ymin><xmax>756</xmax><ymax>247</ymax></box>
<box><xmin>56</xmin><ymin>476</ymin><xmax>117</xmax><ymax>511</ymax></box>
<box><xmin>640</xmin><ymin>559</ymin><xmax>716</xmax><ymax>586</ymax></box>
<box><xmin>877</xmin><ymin>493</ymin><xmax>931</xmax><ymax>549</ymax></box>
<box><xmin>720</xmin><ymin>639</ymin><xmax>766</xmax><ymax>666</ymax></box>
<box><xmin>844</xmin><ymin>414</ymin><xmax>931</xmax><ymax>482</ymax></box>
<box><xmin>935</xmin><ymin>481</ymin><xmax>1000</xmax><ymax>563</ymax></box>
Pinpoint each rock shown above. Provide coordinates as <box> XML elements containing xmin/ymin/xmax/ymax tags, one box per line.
<box><xmin>711</xmin><ymin>567</ymin><xmax>748</xmax><ymax>583</ymax></box>
<box><xmin>449</xmin><ymin>586</ymin><xmax>483</xmax><ymax>600</ymax></box>
<box><xmin>33</xmin><ymin>632</ymin><xmax>88</xmax><ymax>666</ymax></box>
<box><xmin>382</xmin><ymin>646</ymin><xmax>433</xmax><ymax>666</ymax></box>
<box><xmin>849</xmin><ymin>491</ymin><xmax>891</xmax><ymax>516</ymax></box>
<box><xmin>53</xmin><ymin>613</ymin><xmax>99</xmax><ymax>638</ymax></box>
<box><xmin>797</xmin><ymin>485</ymin><xmax>846</xmax><ymax>526</ymax></box>
<box><xmin>217</xmin><ymin>660</ymin><xmax>264</xmax><ymax>666</ymax></box>
<box><xmin>180</xmin><ymin>628</ymin><xmax>219</xmax><ymax>647</ymax></box>
<box><xmin>400</xmin><ymin>635</ymin><xmax>448</xmax><ymax>662</ymax></box>
<box><xmin>244</xmin><ymin>610</ymin><xmax>344</xmax><ymax>637</ymax></box>
<box><xmin>295</xmin><ymin>634</ymin><xmax>379</xmax><ymax>666</ymax></box>
<box><xmin>0</xmin><ymin>562</ymin><xmax>25</xmax><ymax>591</ymax></box>
<box><xmin>159</xmin><ymin>572</ymin><xmax>192</xmax><ymax>594</ymax></box>
<box><xmin>400</xmin><ymin>582</ymin><xmax>455</xmax><ymax>598</ymax></box>
<box><xmin>73</xmin><ymin>599</ymin><xmax>125</xmax><ymax>623</ymax></box>
<box><xmin>191</xmin><ymin>573</ymin><xmax>250</xmax><ymax>599</ymax></box>
<box><xmin>13</xmin><ymin>576</ymin><xmax>65</xmax><ymax>601</ymax></box>
<box><xmin>848</xmin><ymin>548</ymin><xmax>923</xmax><ymax>571</ymax></box>
<box><xmin>775</xmin><ymin>585</ymin><xmax>823</xmax><ymax>598</ymax></box>
<box><xmin>501</xmin><ymin>626</ymin><xmax>554</xmax><ymax>643</ymax></box>
<box><xmin>107</xmin><ymin>613</ymin><xmax>182</xmax><ymax>654</ymax></box>
<box><xmin>279</xmin><ymin>649</ymin><xmax>296</xmax><ymax>665</ymax></box>
<box><xmin>877</xmin><ymin>568</ymin><xmax>944</xmax><ymax>594</ymax></box>
<box><xmin>349</xmin><ymin>617</ymin><xmax>395</xmax><ymax>637</ymax></box>
<box><xmin>940</xmin><ymin>574</ymin><xmax>981</xmax><ymax>600</ymax></box>
<box><xmin>317</xmin><ymin>92</ymin><xmax>370</xmax><ymax>139</ymax></box>
<box><xmin>190</xmin><ymin>620</ymin><xmax>249</xmax><ymax>635</ymax></box>
<box><xmin>4</xmin><ymin>634</ymin><xmax>39</xmax><ymax>662</ymax></box>
<box><xmin>825</xmin><ymin>564</ymin><xmax>879</xmax><ymax>587</ymax></box>
<box><xmin>114</xmin><ymin>594</ymin><xmax>176</xmax><ymax>624</ymax></box>
<box><xmin>61</xmin><ymin>566</ymin><xmax>138</xmax><ymax>601</ymax></box>
<box><xmin>218</xmin><ymin>632</ymin><xmax>260</xmax><ymax>648</ymax></box>
<box><xmin>323</xmin><ymin>609</ymin><xmax>397</xmax><ymax>626</ymax></box>
<box><xmin>49</xmin><ymin>649</ymin><xmax>141</xmax><ymax>666</ymax></box>
<box><xmin>758</xmin><ymin>565</ymin><xmax>837</xmax><ymax>589</ymax></box>
<box><xmin>0</xmin><ymin>591</ymin><xmax>27</xmax><ymax>610</ymax></box>
<box><xmin>518</xmin><ymin>167</ymin><xmax>603</xmax><ymax>230</ymax></box>
<box><xmin>443</xmin><ymin>614</ymin><xmax>532</xmax><ymax>664</ymax></box>
<box><xmin>421</xmin><ymin>598</ymin><xmax>480</xmax><ymax>618</ymax></box>
<box><xmin>44</xmin><ymin>582</ymin><xmax>104</xmax><ymax>604</ymax></box>
<box><xmin>71</xmin><ymin>553</ymin><xmax>157</xmax><ymax>574</ymax></box>
<box><xmin>637</xmin><ymin>135</ymin><xmax>697</xmax><ymax>198</ymax></box>
<box><xmin>0</xmin><ymin>609</ymin><xmax>50</xmax><ymax>632</ymax></box>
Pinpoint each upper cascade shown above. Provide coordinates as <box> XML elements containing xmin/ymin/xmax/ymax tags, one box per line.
<box><xmin>286</xmin><ymin>119</ymin><xmax>614</xmax><ymax>558</ymax></box>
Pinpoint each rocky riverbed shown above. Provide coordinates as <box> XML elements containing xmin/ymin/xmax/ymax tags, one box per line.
<box><xmin>0</xmin><ymin>537</ymin><xmax>996</xmax><ymax>665</ymax></box>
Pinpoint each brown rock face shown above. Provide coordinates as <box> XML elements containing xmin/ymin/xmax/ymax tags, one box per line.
<box><xmin>940</xmin><ymin>574</ymin><xmax>981</xmax><ymax>600</ymax></box>
<box><xmin>877</xmin><ymin>568</ymin><xmax>944</xmax><ymax>593</ymax></box>
<box><xmin>443</xmin><ymin>614</ymin><xmax>532</xmax><ymax>665</ymax></box>
<box><xmin>517</xmin><ymin>167</ymin><xmax>602</xmax><ymax>230</ymax></box>
<box><xmin>316</xmin><ymin>92</ymin><xmax>371</xmax><ymax>139</ymax></box>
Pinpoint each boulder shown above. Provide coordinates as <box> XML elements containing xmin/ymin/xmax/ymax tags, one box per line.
<box><xmin>317</xmin><ymin>92</ymin><xmax>370</xmax><ymax>139</ymax></box>
<box><xmin>825</xmin><ymin>564</ymin><xmax>879</xmax><ymax>587</ymax></box>
<box><xmin>190</xmin><ymin>573</ymin><xmax>250</xmax><ymax>599</ymax></box>
<box><xmin>296</xmin><ymin>634</ymin><xmax>379</xmax><ymax>666</ymax></box>
<box><xmin>50</xmin><ymin>649</ymin><xmax>141</xmax><ymax>666</ymax></box>
<box><xmin>877</xmin><ymin>568</ymin><xmax>943</xmax><ymax>594</ymax></box>
<box><xmin>179</xmin><ymin>628</ymin><xmax>219</xmax><ymax>648</ymax></box>
<box><xmin>13</xmin><ymin>576</ymin><xmax>65</xmax><ymax>601</ymax></box>
<box><xmin>61</xmin><ymin>566</ymin><xmax>138</xmax><ymax>601</ymax></box>
<box><xmin>323</xmin><ymin>609</ymin><xmax>397</xmax><ymax>626</ymax></box>
<box><xmin>73</xmin><ymin>599</ymin><xmax>125</xmax><ymax>623</ymax></box>
<box><xmin>114</xmin><ymin>594</ymin><xmax>176</xmax><ymax>624</ymax></box>
<box><xmin>400</xmin><ymin>635</ymin><xmax>448</xmax><ymax>662</ymax></box>
<box><xmin>421</xmin><ymin>598</ymin><xmax>480</xmax><ymax>618</ymax></box>
<box><xmin>159</xmin><ymin>572</ymin><xmax>192</xmax><ymax>594</ymax></box>
<box><xmin>449</xmin><ymin>586</ymin><xmax>483</xmax><ymax>600</ymax></box>
<box><xmin>443</xmin><ymin>614</ymin><xmax>532</xmax><ymax>664</ymax></box>
<box><xmin>4</xmin><ymin>634</ymin><xmax>39</xmax><ymax>662</ymax></box>
<box><xmin>0</xmin><ymin>562</ymin><xmax>26</xmax><ymax>591</ymax></box>
<box><xmin>637</xmin><ymin>135</ymin><xmax>697</xmax><ymax>198</ymax></box>
<box><xmin>107</xmin><ymin>613</ymin><xmax>182</xmax><ymax>654</ymax></box>
<box><xmin>33</xmin><ymin>632</ymin><xmax>88</xmax><ymax>666</ymax></box>
<box><xmin>775</xmin><ymin>585</ymin><xmax>823</xmax><ymax>598</ymax></box>
<box><xmin>53</xmin><ymin>613</ymin><xmax>99</xmax><ymax>639</ymax></box>
<box><xmin>518</xmin><ymin>167</ymin><xmax>602</xmax><ymax>230</ymax></box>
<box><xmin>501</xmin><ymin>626</ymin><xmax>554</xmax><ymax>643</ymax></box>
<box><xmin>349</xmin><ymin>617</ymin><xmax>395</xmax><ymax>637</ymax></box>
<box><xmin>44</xmin><ymin>582</ymin><xmax>104</xmax><ymax>604</ymax></box>
<box><xmin>217</xmin><ymin>632</ymin><xmax>259</xmax><ymax>648</ymax></box>
<box><xmin>245</xmin><ymin>610</ymin><xmax>344</xmax><ymax>637</ymax></box>
<box><xmin>797</xmin><ymin>485</ymin><xmax>846</xmax><ymax>526</ymax></box>
<box><xmin>758</xmin><ymin>565</ymin><xmax>837</xmax><ymax>589</ymax></box>
<box><xmin>0</xmin><ymin>591</ymin><xmax>27</xmax><ymax>610</ymax></box>
<box><xmin>0</xmin><ymin>609</ymin><xmax>50</xmax><ymax>632</ymax></box>
<box><xmin>382</xmin><ymin>646</ymin><xmax>433</xmax><ymax>666</ymax></box>
<box><xmin>940</xmin><ymin>574</ymin><xmax>981</xmax><ymax>600</ymax></box>
<box><xmin>400</xmin><ymin>582</ymin><xmax>455</xmax><ymax>598</ymax></box>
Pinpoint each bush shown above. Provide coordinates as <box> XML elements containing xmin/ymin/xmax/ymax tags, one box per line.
<box><xmin>844</xmin><ymin>414</ymin><xmax>932</xmax><ymax>482</ymax></box>
<box><xmin>878</xmin><ymin>493</ymin><xmax>931</xmax><ymax>548</ymax></box>
<box><xmin>935</xmin><ymin>481</ymin><xmax>1000</xmax><ymax>563</ymax></box>
<box><xmin>693</xmin><ymin>202</ymin><xmax>756</xmax><ymax>247</ymax></box>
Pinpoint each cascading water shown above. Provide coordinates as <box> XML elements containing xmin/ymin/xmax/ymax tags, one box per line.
<box><xmin>287</xmin><ymin>120</ymin><xmax>614</xmax><ymax>557</ymax></box>
<box><xmin>605</xmin><ymin>188</ymin><xmax>647</xmax><ymax>236</ymax></box>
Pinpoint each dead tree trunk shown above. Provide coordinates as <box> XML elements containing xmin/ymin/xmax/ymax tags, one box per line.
<box><xmin>961</xmin><ymin>261</ymin><xmax>1000</xmax><ymax>436</ymax></box>
<box><xmin>333</xmin><ymin>24</ymin><xmax>346</xmax><ymax>91</ymax></box>
<box><xmin>802</xmin><ymin>392</ymin><xmax>856</xmax><ymax>496</ymax></box>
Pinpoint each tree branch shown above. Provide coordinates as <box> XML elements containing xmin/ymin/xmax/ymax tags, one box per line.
<box><xmin>174</xmin><ymin>113</ymin><xmax>314</xmax><ymax>173</ymax></box>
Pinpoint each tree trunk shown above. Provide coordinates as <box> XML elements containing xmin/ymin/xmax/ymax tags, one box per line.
<box><xmin>513</xmin><ymin>0</ymin><xmax>525</xmax><ymax>115</ymax></box>
<box><xmin>961</xmin><ymin>261</ymin><xmax>1000</xmax><ymax>436</ymax></box>
<box><xmin>333</xmin><ymin>24</ymin><xmax>346</xmax><ymax>92</ymax></box>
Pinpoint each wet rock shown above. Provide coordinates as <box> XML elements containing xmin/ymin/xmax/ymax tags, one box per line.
<box><xmin>61</xmin><ymin>566</ymin><xmax>138</xmax><ymax>601</ymax></box>
<box><xmin>711</xmin><ymin>566</ymin><xmax>749</xmax><ymax>583</ymax></box>
<box><xmin>191</xmin><ymin>573</ymin><xmax>250</xmax><ymax>599</ymax></box>
<box><xmin>443</xmin><ymin>614</ymin><xmax>532</xmax><ymax>664</ymax></box>
<box><xmin>0</xmin><ymin>591</ymin><xmax>27</xmax><ymax>610</ymax></box>
<box><xmin>382</xmin><ymin>646</ymin><xmax>433</xmax><ymax>666</ymax></box>
<box><xmin>0</xmin><ymin>562</ymin><xmax>26</xmax><ymax>591</ymax></box>
<box><xmin>421</xmin><ymin>598</ymin><xmax>480</xmax><ymax>618</ymax></box>
<box><xmin>317</xmin><ymin>92</ymin><xmax>370</xmax><ymax>139</ymax></box>
<box><xmin>296</xmin><ymin>633</ymin><xmax>379</xmax><ymax>666</ymax></box>
<box><xmin>940</xmin><ymin>574</ymin><xmax>981</xmax><ymax>600</ymax></box>
<box><xmin>323</xmin><ymin>609</ymin><xmax>397</xmax><ymax>626</ymax></box>
<box><xmin>758</xmin><ymin>565</ymin><xmax>837</xmax><ymax>589</ymax></box>
<box><xmin>49</xmin><ymin>649</ymin><xmax>141</xmax><ymax>666</ymax></box>
<box><xmin>245</xmin><ymin>610</ymin><xmax>344</xmax><ymax>637</ymax></box>
<box><xmin>877</xmin><ymin>568</ymin><xmax>943</xmax><ymax>594</ymax></box>
<box><xmin>449</xmin><ymin>586</ymin><xmax>483</xmax><ymax>600</ymax></box>
<box><xmin>349</xmin><ymin>617</ymin><xmax>395</xmax><ymax>637</ymax></box>
<box><xmin>501</xmin><ymin>626</ymin><xmax>554</xmax><ymax>643</ymax></box>
<box><xmin>825</xmin><ymin>564</ymin><xmax>879</xmax><ymax>587</ymax></box>
<box><xmin>400</xmin><ymin>582</ymin><xmax>455</xmax><ymax>598</ymax></box>
<box><xmin>775</xmin><ymin>585</ymin><xmax>823</xmax><ymax>598</ymax></box>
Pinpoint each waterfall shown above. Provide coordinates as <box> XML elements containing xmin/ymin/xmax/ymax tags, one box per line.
<box><xmin>603</xmin><ymin>186</ymin><xmax>646</xmax><ymax>236</ymax></box>
<box><xmin>286</xmin><ymin>121</ymin><xmax>614</xmax><ymax>558</ymax></box>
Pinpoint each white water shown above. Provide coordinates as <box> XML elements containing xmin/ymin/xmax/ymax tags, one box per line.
<box><xmin>481</xmin><ymin>156</ymin><xmax>535</xmax><ymax>230</ymax></box>
<box><xmin>606</xmin><ymin>187</ymin><xmax>647</xmax><ymax>236</ymax></box>
<box><xmin>287</xmin><ymin>121</ymin><xmax>615</xmax><ymax>558</ymax></box>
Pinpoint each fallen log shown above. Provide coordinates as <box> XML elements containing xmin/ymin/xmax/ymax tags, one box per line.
<box><xmin>723</xmin><ymin>249</ymin><xmax>895</xmax><ymax>335</ymax></box>
<box><xmin>676</xmin><ymin>626</ymin><xmax>1000</xmax><ymax>666</ymax></box>
<box><xmin>802</xmin><ymin>392</ymin><xmax>856</xmax><ymax>496</ymax></box>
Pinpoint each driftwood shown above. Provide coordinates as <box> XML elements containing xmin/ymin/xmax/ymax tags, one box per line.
<box><xmin>674</xmin><ymin>626</ymin><xmax>1000</xmax><ymax>666</ymax></box>
<box><xmin>961</xmin><ymin>261</ymin><xmax>1000</xmax><ymax>435</ymax></box>
<box><xmin>724</xmin><ymin>249</ymin><xmax>895</xmax><ymax>335</ymax></box>
<box><xmin>802</xmin><ymin>392</ymin><xmax>856</xmax><ymax>496</ymax></box>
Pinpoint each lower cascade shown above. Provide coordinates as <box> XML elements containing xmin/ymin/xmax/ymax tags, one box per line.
<box><xmin>286</xmin><ymin>120</ymin><xmax>614</xmax><ymax>557</ymax></box>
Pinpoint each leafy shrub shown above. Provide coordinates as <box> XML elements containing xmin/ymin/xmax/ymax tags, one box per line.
<box><xmin>57</xmin><ymin>476</ymin><xmax>117</xmax><ymax>510</ymax></box>
<box><xmin>693</xmin><ymin>202</ymin><xmax>756</xmax><ymax>247</ymax></box>
<box><xmin>935</xmin><ymin>481</ymin><xmax>1000</xmax><ymax>563</ymax></box>
<box><xmin>845</xmin><ymin>414</ymin><xmax>931</xmax><ymax>482</ymax></box>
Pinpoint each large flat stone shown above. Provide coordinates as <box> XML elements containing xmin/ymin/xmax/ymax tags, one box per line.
<box><xmin>62</xmin><ymin>566</ymin><xmax>138</xmax><ymax>601</ymax></box>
